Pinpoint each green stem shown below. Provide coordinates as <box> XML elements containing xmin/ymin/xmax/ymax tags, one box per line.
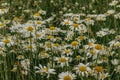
<box><xmin>4</xmin><ymin>57</ymin><xmax>8</xmax><ymax>80</ymax></box>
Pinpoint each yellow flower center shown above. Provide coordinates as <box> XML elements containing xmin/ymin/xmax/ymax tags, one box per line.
<box><xmin>105</xmin><ymin>48</ymin><xmax>109</xmax><ymax>51</ymax></box>
<box><xmin>41</xmin><ymin>51</ymin><xmax>48</xmax><ymax>57</ymax></box>
<box><xmin>34</xmin><ymin>13</ymin><xmax>40</xmax><ymax>17</ymax></box>
<box><xmin>94</xmin><ymin>66</ymin><xmax>104</xmax><ymax>73</ymax></box>
<box><xmin>74</xmin><ymin>18</ymin><xmax>78</xmax><ymax>21</ymax></box>
<box><xmin>90</xmin><ymin>49</ymin><xmax>96</xmax><ymax>55</ymax></box>
<box><xmin>59</xmin><ymin>58</ymin><xmax>67</xmax><ymax>62</ymax></box>
<box><xmin>115</xmin><ymin>42</ymin><xmax>120</xmax><ymax>47</ymax></box>
<box><xmin>100</xmin><ymin>75</ymin><xmax>106</xmax><ymax>79</ymax></box>
<box><xmin>50</xmin><ymin>26</ymin><xmax>55</xmax><ymax>30</ymax></box>
<box><xmin>73</xmin><ymin>23</ymin><xmax>79</xmax><ymax>28</ymax></box>
<box><xmin>1</xmin><ymin>8</ymin><xmax>5</xmax><ymax>12</ymax></box>
<box><xmin>54</xmin><ymin>43</ymin><xmax>59</xmax><ymax>47</ymax></box>
<box><xmin>99</xmin><ymin>16</ymin><xmax>103</xmax><ymax>20</ymax></box>
<box><xmin>95</xmin><ymin>44</ymin><xmax>102</xmax><ymax>50</ymax></box>
<box><xmin>79</xmin><ymin>66</ymin><xmax>87</xmax><ymax>72</ymax></box>
<box><xmin>27</xmin><ymin>45</ymin><xmax>32</xmax><ymax>49</ymax></box>
<box><xmin>36</xmin><ymin>33</ymin><xmax>41</xmax><ymax>37</ymax></box>
<box><xmin>88</xmin><ymin>43</ymin><xmax>93</xmax><ymax>47</ymax></box>
<box><xmin>102</xmin><ymin>57</ymin><xmax>108</xmax><ymax>61</ymax></box>
<box><xmin>78</xmin><ymin>36</ymin><xmax>85</xmax><ymax>40</ymax></box>
<box><xmin>26</xmin><ymin>26</ymin><xmax>34</xmax><ymax>32</ymax></box>
<box><xmin>85</xmin><ymin>17</ymin><xmax>91</xmax><ymax>21</ymax></box>
<box><xmin>47</xmin><ymin>35</ymin><xmax>53</xmax><ymax>39</ymax></box>
<box><xmin>36</xmin><ymin>21</ymin><xmax>41</xmax><ymax>25</ymax></box>
<box><xmin>64</xmin><ymin>75</ymin><xmax>71</xmax><ymax>80</ymax></box>
<box><xmin>17</xmin><ymin>55</ymin><xmax>24</xmax><ymax>59</ymax></box>
<box><xmin>0</xmin><ymin>47</ymin><xmax>2</xmax><ymax>51</ymax></box>
<box><xmin>41</xmin><ymin>52</ymin><xmax>48</xmax><ymax>57</ymax></box>
<box><xmin>0</xmin><ymin>23</ymin><xmax>4</xmax><ymax>27</ymax></box>
<box><xmin>65</xmin><ymin>50</ymin><xmax>70</xmax><ymax>54</ymax></box>
<box><xmin>65</xmin><ymin>21</ymin><xmax>69</xmax><ymax>25</ymax></box>
<box><xmin>81</xmin><ymin>30</ymin><xmax>85</xmax><ymax>33</ymax></box>
<box><xmin>71</xmin><ymin>41</ymin><xmax>78</xmax><ymax>46</ymax></box>
<box><xmin>13</xmin><ymin>17</ymin><xmax>19</xmax><ymax>21</ymax></box>
<box><xmin>76</xmin><ymin>55</ymin><xmax>81</xmax><ymax>60</ymax></box>
<box><xmin>99</xmin><ymin>33</ymin><xmax>103</xmax><ymax>37</ymax></box>
<box><xmin>46</xmin><ymin>42</ymin><xmax>51</xmax><ymax>48</ymax></box>
<box><xmin>19</xmin><ymin>16</ymin><xmax>24</xmax><ymax>19</ymax></box>
<box><xmin>4</xmin><ymin>39</ymin><xmax>10</xmax><ymax>44</ymax></box>
<box><xmin>42</xmin><ymin>68</ymin><xmax>48</xmax><ymax>72</ymax></box>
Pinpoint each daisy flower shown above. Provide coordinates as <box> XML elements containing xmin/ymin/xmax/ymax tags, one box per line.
<box><xmin>93</xmin><ymin>66</ymin><xmax>104</xmax><ymax>74</ymax></box>
<box><xmin>94</xmin><ymin>44</ymin><xmax>103</xmax><ymax>51</ymax></box>
<box><xmin>58</xmin><ymin>71</ymin><xmax>76</xmax><ymax>80</ymax></box>
<box><xmin>114</xmin><ymin>13</ymin><xmax>120</xmax><ymax>19</ymax></box>
<box><xmin>0</xmin><ymin>8</ymin><xmax>9</xmax><ymax>15</ymax></box>
<box><xmin>21</xmin><ymin>59</ymin><xmax>30</xmax><ymax>70</ymax></box>
<box><xmin>74</xmin><ymin>63</ymin><xmax>91</xmax><ymax>77</ymax></box>
<box><xmin>33</xmin><ymin>12</ymin><xmax>41</xmax><ymax>19</ymax></box>
<box><xmin>96</xmin><ymin>31</ymin><xmax>107</xmax><ymax>37</ymax></box>
<box><xmin>84</xmin><ymin>39</ymin><xmax>96</xmax><ymax>49</ymax></box>
<box><xmin>71</xmin><ymin>41</ymin><xmax>79</xmax><ymax>49</ymax></box>
<box><xmin>38</xmin><ymin>9</ymin><xmax>46</xmax><ymax>15</ymax></box>
<box><xmin>16</xmin><ymin>55</ymin><xmax>25</xmax><ymax>60</ymax></box>
<box><xmin>96</xmin><ymin>14</ymin><xmax>106</xmax><ymax>21</ymax></box>
<box><xmin>44</xmin><ymin>42</ymin><xmax>52</xmax><ymax>51</ymax></box>
<box><xmin>33</xmin><ymin>31</ymin><xmax>45</xmax><ymax>40</ymax></box>
<box><xmin>84</xmin><ymin>17</ymin><xmax>94</xmax><ymax>25</ymax></box>
<box><xmin>86</xmin><ymin>48</ymin><xmax>98</xmax><ymax>59</ymax></box>
<box><xmin>65</xmin><ymin>31</ymin><xmax>74</xmax><ymax>41</ymax></box>
<box><xmin>111</xmin><ymin>59</ymin><xmax>119</xmax><ymax>65</ymax></box>
<box><xmin>76</xmin><ymin>35</ymin><xmax>86</xmax><ymax>42</ymax></box>
<box><xmin>106</xmin><ymin>10</ymin><xmax>115</xmax><ymax>15</ymax></box>
<box><xmin>61</xmin><ymin>19</ymin><xmax>73</xmax><ymax>26</ymax></box>
<box><xmin>38</xmin><ymin>50</ymin><xmax>49</xmax><ymax>59</ymax></box>
<box><xmin>62</xmin><ymin>49</ymin><xmax>73</xmax><ymax>56</ymax></box>
<box><xmin>79</xmin><ymin>23</ymin><xmax>87</xmax><ymax>34</ymax></box>
<box><xmin>3</xmin><ymin>36</ymin><xmax>14</xmax><ymax>46</ymax></box>
<box><xmin>97</xmin><ymin>73</ymin><xmax>109</xmax><ymax>80</ymax></box>
<box><xmin>115</xmin><ymin>65</ymin><xmax>120</xmax><ymax>73</ymax></box>
<box><xmin>34</xmin><ymin>64</ymin><xmax>56</xmax><ymax>78</ymax></box>
<box><xmin>70</xmin><ymin>23</ymin><xmax>86</xmax><ymax>31</ymax></box>
<box><xmin>76</xmin><ymin>55</ymin><xmax>82</xmax><ymax>60</ymax></box>
<box><xmin>34</xmin><ymin>20</ymin><xmax>45</xmax><ymax>28</ymax></box>
<box><xmin>26</xmin><ymin>25</ymin><xmax>35</xmax><ymax>32</ymax></box>
<box><xmin>109</xmin><ymin>0</ymin><xmax>118</xmax><ymax>6</ymax></box>
<box><xmin>55</xmin><ymin>56</ymin><xmax>70</xmax><ymax>67</ymax></box>
<box><xmin>48</xmin><ymin>25</ymin><xmax>61</xmax><ymax>35</ymax></box>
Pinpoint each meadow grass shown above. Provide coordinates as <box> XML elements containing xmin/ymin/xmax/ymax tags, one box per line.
<box><xmin>0</xmin><ymin>0</ymin><xmax>120</xmax><ymax>80</ymax></box>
